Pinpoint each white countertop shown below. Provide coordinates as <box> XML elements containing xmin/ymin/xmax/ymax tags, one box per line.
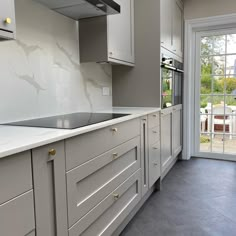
<box><xmin>0</xmin><ymin>107</ymin><xmax>161</xmax><ymax>159</ymax></box>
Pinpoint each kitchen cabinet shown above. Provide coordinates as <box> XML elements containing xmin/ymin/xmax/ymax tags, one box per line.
<box><xmin>0</xmin><ymin>0</ymin><xmax>16</xmax><ymax>39</ymax></box>
<box><xmin>161</xmin><ymin>107</ymin><xmax>173</xmax><ymax>174</ymax></box>
<box><xmin>148</xmin><ymin>112</ymin><xmax>161</xmax><ymax>187</ymax></box>
<box><xmin>107</xmin><ymin>0</ymin><xmax>135</xmax><ymax>65</ymax></box>
<box><xmin>68</xmin><ymin>170</ymin><xmax>142</xmax><ymax>236</ymax></box>
<box><xmin>172</xmin><ymin>105</ymin><xmax>182</xmax><ymax>158</ymax></box>
<box><xmin>0</xmin><ymin>152</ymin><xmax>35</xmax><ymax>236</ymax></box>
<box><xmin>160</xmin><ymin>0</ymin><xmax>183</xmax><ymax>58</ymax></box>
<box><xmin>67</xmin><ymin>137</ymin><xmax>141</xmax><ymax>228</ymax></box>
<box><xmin>79</xmin><ymin>0</ymin><xmax>134</xmax><ymax>66</ymax></box>
<box><xmin>161</xmin><ymin>105</ymin><xmax>182</xmax><ymax>177</ymax></box>
<box><xmin>32</xmin><ymin>141</ymin><xmax>68</xmax><ymax>236</ymax></box>
<box><xmin>160</xmin><ymin>0</ymin><xmax>172</xmax><ymax>50</ymax></box>
<box><xmin>172</xmin><ymin>0</ymin><xmax>184</xmax><ymax>58</ymax></box>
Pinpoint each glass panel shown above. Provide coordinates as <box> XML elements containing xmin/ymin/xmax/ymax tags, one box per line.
<box><xmin>225</xmin><ymin>77</ymin><xmax>236</xmax><ymax>95</ymax></box>
<box><xmin>200</xmin><ymin>114</ymin><xmax>208</xmax><ymax>132</ymax></box>
<box><xmin>162</xmin><ymin>68</ymin><xmax>173</xmax><ymax>108</ymax></box>
<box><xmin>201</xmin><ymin>76</ymin><xmax>212</xmax><ymax>94</ymax></box>
<box><xmin>226</xmin><ymin>55</ymin><xmax>236</xmax><ymax>75</ymax></box>
<box><xmin>213</xmin><ymin>35</ymin><xmax>226</xmax><ymax>55</ymax></box>
<box><xmin>212</xmin><ymin>134</ymin><xmax>224</xmax><ymax>153</ymax></box>
<box><xmin>200</xmin><ymin>95</ymin><xmax>212</xmax><ymax>110</ymax></box>
<box><xmin>227</xmin><ymin>34</ymin><xmax>236</xmax><ymax>54</ymax></box>
<box><xmin>201</xmin><ymin>36</ymin><xmax>213</xmax><ymax>56</ymax></box>
<box><xmin>212</xmin><ymin>95</ymin><xmax>225</xmax><ymax>107</ymax></box>
<box><xmin>212</xmin><ymin>76</ymin><xmax>224</xmax><ymax>94</ymax></box>
<box><xmin>212</xmin><ymin>56</ymin><xmax>225</xmax><ymax>76</ymax></box>
<box><xmin>200</xmin><ymin>134</ymin><xmax>211</xmax><ymax>152</ymax></box>
<box><xmin>201</xmin><ymin>57</ymin><xmax>213</xmax><ymax>76</ymax></box>
<box><xmin>225</xmin><ymin>96</ymin><xmax>236</xmax><ymax>106</ymax></box>
<box><xmin>224</xmin><ymin>135</ymin><xmax>235</xmax><ymax>154</ymax></box>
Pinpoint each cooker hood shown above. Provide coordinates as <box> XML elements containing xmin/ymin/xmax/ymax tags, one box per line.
<box><xmin>35</xmin><ymin>0</ymin><xmax>120</xmax><ymax>20</ymax></box>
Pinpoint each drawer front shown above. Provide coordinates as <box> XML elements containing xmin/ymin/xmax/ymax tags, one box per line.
<box><xmin>0</xmin><ymin>191</ymin><xmax>35</xmax><ymax>236</ymax></box>
<box><xmin>66</xmin><ymin>118</ymin><xmax>140</xmax><ymax>170</ymax></box>
<box><xmin>148</xmin><ymin>126</ymin><xmax>160</xmax><ymax>146</ymax></box>
<box><xmin>149</xmin><ymin>142</ymin><xmax>161</xmax><ymax>187</ymax></box>
<box><xmin>69</xmin><ymin>170</ymin><xmax>142</xmax><ymax>236</ymax></box>
<box><xmin>67</xmin><ymin>137</ymin><xmax>141</xmax><ymax>227</ymax></box>
<box><xmin>148</xmin><ymin>112</ymin><xmax>160</xmax><ymax>129</ymax></box>
<box><xmin>0</xmin><ymin>151</ymin><xmax>32</xmax><ymax>205</ymax></box>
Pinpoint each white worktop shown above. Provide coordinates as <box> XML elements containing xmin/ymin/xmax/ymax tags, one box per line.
<box><xmin>0</xmin><ymin>107</ymin><xmax>161</xmax><ymax>159</ymax></box>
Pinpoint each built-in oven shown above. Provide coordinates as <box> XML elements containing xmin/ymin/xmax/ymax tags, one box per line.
<box><xmin>161</xmin><ymin>56</ymin><xmax>184</xmax><ymax>109</ymax></box>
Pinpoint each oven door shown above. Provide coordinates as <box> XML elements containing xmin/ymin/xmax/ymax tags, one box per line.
<box><xmin>161</xmin><ymin>66</ymin><xmax>174</xmax><ymax>109</ymax></box>
<box><xmin>173</xmin><ymin>69</ymin><xmax>183</xmax><ymax>106</ymax></box>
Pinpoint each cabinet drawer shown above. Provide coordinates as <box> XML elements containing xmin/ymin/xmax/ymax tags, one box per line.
<box><xmin>0</xmin><ymin>191</ymin><xmax>35</xmax><ymax>236</ymax></box>
<box><xmin>66</xmin><ymin>118</ymin><xmax>140</xmax><ymax>170</ymax></box>
<box><xmin>0</xmin><ymin>151</ymin><xmax>32</xmax><ymax>205</ymax></box>
<box><xmin>148</xmin><ymin>126</ymin><xmax>160</xmax><ymax>146</ymax></box>
<box><xmin>69</xmin><ymin>170</ymin><xmax>142</xmax><ymax>236</ymax></box>
<box><xmin>67</xmin><ymin>137</ymin><xmax>141</xmax><ymax>227</ymax></box>
<box><xmin>148</xmin><ymin>112</ymin><xmax>160</xmax><ymax>129</ymax></box>
<box><xmin>149</xmin><ymin>142</ymin><xmax>161</xmax><ymax>187</ymax></box>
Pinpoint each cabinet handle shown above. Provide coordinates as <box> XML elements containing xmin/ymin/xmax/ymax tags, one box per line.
<box><xmin>142</xmin><ymin>118</ymin><xmax>147</xmax><ymax>121</ymax></box>
<box><xmin>112</xmin><ymin>153</ymin><xmax>119</xmax><ymax>160</ymax></box>
<box><xmin>111</xmin><ymin>128</ymin><xmax>118</xmax><ymax>132</ymax></box>
<box><xmin>48</xmin><ymin>149</ymin><xmax>56</xmax><ymax>156</ymax></box>
<box><xmin>4</xmin><ymin>18</ymin><xmax>12</xmax><ymax>24</ymax></box>
<box><xmin>153</xmin><ymin>130</ymin><xmax>158</xmax><ymax>134</ymax></box>
<box><xmin>109</xmin><ymin>52</ymin><xmax>113</xmax><ymax>56</ymax></box>
<box><xmin>153</xmin><ymin>147</ymin><xmax>158</xmax><ymax>150</ymax></box>
<box><xmin>113</xmin><ymin>193</ymin><xmax>120</xmax><ymax>200</ymax></box>
<box><xmin>154</xmin><ymin>163</ymin><xmax>158</xmax><ymax>166</ymax></box>
<box><xmin>153</xmin><ymin>114</ymin><xmax>158</xmax><ymax>118</ymax></box>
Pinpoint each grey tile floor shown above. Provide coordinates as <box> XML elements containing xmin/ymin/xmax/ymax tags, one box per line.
<box><xmin>120</xmin><ymin>158</ymin><xmax>236</xmax><ymax>236</ymax></box>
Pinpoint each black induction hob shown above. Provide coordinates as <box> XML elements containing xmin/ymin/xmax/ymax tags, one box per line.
<box><xmin>5</xmin><ymin>113</ymin><xmax>130</xmax><ymax>129</ymax></box>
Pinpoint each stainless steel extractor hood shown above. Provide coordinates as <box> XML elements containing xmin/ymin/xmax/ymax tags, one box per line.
<box><xmin>35</xmin><ymin>0</ymin><xmax>120</xmax><ymax>20</ymax></box>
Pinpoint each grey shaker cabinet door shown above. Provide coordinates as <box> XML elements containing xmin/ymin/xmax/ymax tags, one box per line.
<box><xmin>161</xmin><ymin>108</ymin><xmax>173</xmax><ymax>174</ymax></box>
<box><xmin>65</xmin><ymin>118</ymin><xmax>140</xmax><ymax>170</ymax></box>
<box><xmin>160</xmin><ymin>0</ymin><xmax>173</xmax><ymax>50</ymax></box>
<box><xmin>0</xmin><ymin>151</ymin><xmax>32</xmax><ymax>205</ymax></box>
<box><xmin>172</xmin><ymin>105</ymin><xmax>182</xmax><ymax>158</ymax></box>
<box><xmin>107</xmin><ymin>0</ymin><xmax>135</xmax><ymax>65</ymax></box>
<box><xmin>140</xmin><ymin>116</ymin><xmax>149</xmax><ymax>197</ymax></box>
<box><xmin>172</xmin><ymin>0</ymin><xmax>184</xmax><ymax>58</ymax></box>
<box><xmin>69</xmin><ymin>169</ymin><xmax>142</xmax><ymax>236</ymax></box>
<box><xmin>149</xmin><ymin>142</ymin><xmax>161</xmax><ymax>187</ymax></box>
<box><xmin>0</xmin><ymin>191</ymin><xmax>35</xmax><ymax>236</ymax></box>
<box><xmin>0</xmin><ymin>0</ymin><xmax>15</xmax><ymax>39</ymax></box>
<box><xmin>32</xmin><ymin>141</ymin><xmax>68</xmax><ymax>236</ymax></box>
<box><xmin>67</xmin><ymin>136</ymin><xmax>141</xmax><ymax>227</ymax></box>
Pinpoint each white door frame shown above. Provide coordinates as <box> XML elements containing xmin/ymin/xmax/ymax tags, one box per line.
<box><xmin>183</xmin><ymin>14</ymin><xmax>236</xmax><ymax>161</ymax></box>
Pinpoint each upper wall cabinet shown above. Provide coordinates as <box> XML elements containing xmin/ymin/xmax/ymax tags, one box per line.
<box><xmin>79</xmin><ymin>0</ymin><xmax>135</xmax><ymax>66</ymax></box>
<box><xmin>0</xmin><ymin>0</ymin><xmax>16</xmax><ymax>40</ymax></box>
<box><xmin>160</xmin><ymin>0</ymin><xmax>172</xmax><ymax>51</ymax></box>
<box><xmin>161</xmin><ymin>0</ymin><xmax>183</xmax><ymax>58</ymax></box>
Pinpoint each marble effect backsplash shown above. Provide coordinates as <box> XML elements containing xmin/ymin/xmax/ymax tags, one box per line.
<box><xmin>0</xmin><ymin>0</ymin><xmax>112</xmax><ymax>123</ymax></box>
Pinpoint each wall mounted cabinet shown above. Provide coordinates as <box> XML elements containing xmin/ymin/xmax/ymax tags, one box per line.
<box><xmin>0</xmin><ymin>0</ymin><xmax>16</xmax><ymax>40</ymax></box>
<box><xmin>160</xmin><ymin>0</ymin><xmax>183</xmax><ymax>58</ymax></box>
<box><xmin>79</xmin><ymin>0</ymin><xmax>134</xmax><ymax>66</ymax></box>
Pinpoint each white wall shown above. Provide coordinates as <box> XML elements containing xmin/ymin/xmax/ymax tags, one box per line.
<box><xmin>0</xmin><ymin>0</ymin><xmax>112</xmax><ymax>123</ymax></box>
<box><xmin>184</xmin><ymin>0</ymin><xmax>236</xmax><ymax>20</ymax></box>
